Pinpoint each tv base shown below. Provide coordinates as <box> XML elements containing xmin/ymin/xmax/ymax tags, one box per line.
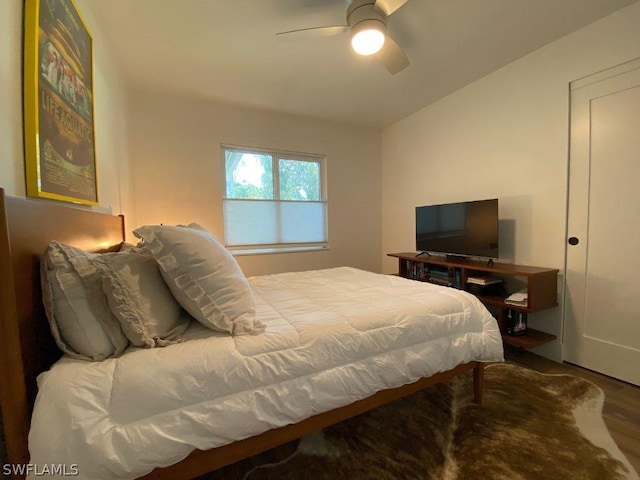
<box><xmin>445</xmin><ymin>254</ymin><xmax>494</xmax><ymax>267</ymax></box>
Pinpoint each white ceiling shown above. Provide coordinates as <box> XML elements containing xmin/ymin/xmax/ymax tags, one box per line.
<box><xmin>90</xmin><ymin>0</ymin><xmax>637</xmax><ymax>129</ymax></box>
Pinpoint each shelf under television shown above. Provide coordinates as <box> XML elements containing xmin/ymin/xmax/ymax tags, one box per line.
<box><xmin>388</xmin><ymin>252</ymin><xmax>560</xmax><ymax>350</ymax></box>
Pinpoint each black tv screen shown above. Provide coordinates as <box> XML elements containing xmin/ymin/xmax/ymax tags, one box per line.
<box><xmin>415</xmin><ymin>199</ymin><xmax>499</xmax><ymax>259</ymax></box>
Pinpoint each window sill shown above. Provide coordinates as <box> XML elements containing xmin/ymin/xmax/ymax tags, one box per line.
<box><xmin>230</xmin><ymin>246</ymin><xmax>329</xmax><ymax>256</ymax></box>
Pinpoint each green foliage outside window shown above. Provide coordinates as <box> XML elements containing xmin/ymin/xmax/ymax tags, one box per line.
<box><xmin>225</xmin><ymin>151</ymin><xmax>273</xmax><ymax>199</ymax></box>
<box><xmin>225</xmin><ymin>151</ymin><xmax>321</xmax><ymax>201</ymax></box>
<box><xmin>279</xmin><ymin>159</ymin><xmax>320</xmax><ymax>201</ymax></box>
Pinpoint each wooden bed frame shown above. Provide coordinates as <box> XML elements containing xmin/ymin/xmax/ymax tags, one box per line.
<box><xmin>0</xmin><ymin>188</ymin><xmax>484</xmax><ymax>479</ymax></box>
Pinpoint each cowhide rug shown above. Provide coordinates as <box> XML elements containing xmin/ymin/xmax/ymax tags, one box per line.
<box><xmin>202</xmin><ymin>363</ymin><xmax>638</xmax><ymax>480</ymax></box>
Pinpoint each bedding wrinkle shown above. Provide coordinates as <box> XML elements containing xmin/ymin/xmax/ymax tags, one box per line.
<box><xmin>240</xmin><ymin>284</ymin><xmax>393</xmax><ymax>366</ymax></box>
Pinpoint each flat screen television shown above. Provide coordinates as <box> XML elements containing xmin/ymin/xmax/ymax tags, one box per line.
<box><xmin>415</xmin><ymin>199</ymin><xmax>499</xmax><ymax>259</ymax></box>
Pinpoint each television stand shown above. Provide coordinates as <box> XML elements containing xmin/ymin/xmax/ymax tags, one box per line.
<box><xmin>416</xmin><ymin>251</ymin><xmax>431</xmax><ymax>257</ymax></box>
<box><xmin>387</xmin><ymin>252</ymin><xmax>559</xmax><ymax>350</ymax></box>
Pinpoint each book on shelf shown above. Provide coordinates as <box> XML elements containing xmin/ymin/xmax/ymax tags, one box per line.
<box><xmin>429</xmin><ymin>270</ymin><xmax>450</xmax><ymax>278</ymax></box>
<box><xmin>467</xmin><ymin>283</ymin><xmax>505</xmax><ymax>296</ymax></box>
<box><xmin>427</xmin><ymin>267</ymin><xmax>455</xmax><ymax>286</ymax></box>
<box><xmin>454</xmin><ymin>269</ymin><xmax>462</xmax><ymax>289</ymax></box>
<box><xmin>406</xmin><ymin>260</ymin><xmax>429</xmax><ymax>281</ymax></box>
<box><xmin>428</xmin><ymin>276</ymin><xmax>453</xmax><ymax>286</ymax></box>
<box><xmin>467</xmin><ymin>276</ymin><xmax>503</xmax><ymax>286</ymax></box>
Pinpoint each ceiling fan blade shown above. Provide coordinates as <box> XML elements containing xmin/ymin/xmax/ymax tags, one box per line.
<box><xmin>276</xmin><ymin>25</ymin><xmax>349</xmax><ymax>42</ymax></box>
<box><xmin>376</xmin><ymin>36</ymin><xmax>409</xmax><ymax>74</ymax></box>
<box><xmin>373</xmin><ymin>0</ymin><xmax>409</xmax><ymax>17</ymax></box>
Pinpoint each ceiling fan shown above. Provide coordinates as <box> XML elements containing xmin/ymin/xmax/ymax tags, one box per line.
<box><xmin>276</xmin><ymin>0</ymin><xmax>410</xmax><ymax>74</ymax></box>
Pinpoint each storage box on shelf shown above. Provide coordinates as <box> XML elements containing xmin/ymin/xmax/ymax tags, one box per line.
<box><xmin>388</xmin><ymin>252</ymin><xmax>559</xmax><ymax>349</ymax></box>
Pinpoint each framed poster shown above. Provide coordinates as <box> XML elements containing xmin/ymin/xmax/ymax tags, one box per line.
<box><xmin>23</xmin><ymin>0</ymin><xmax>98</xmax><ymax>205</ymax></box>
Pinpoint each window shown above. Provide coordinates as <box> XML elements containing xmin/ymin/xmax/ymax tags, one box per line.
<box><xmin>222</xmin><ymin>145</ymin><xmax>328</xmax><ymax>253</ymax></box>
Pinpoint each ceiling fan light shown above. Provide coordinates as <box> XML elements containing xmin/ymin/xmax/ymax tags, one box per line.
<box><xmin>351</xmin><ymin>21</ymin><xmax>385</xmax><ymax>56</ymax></box>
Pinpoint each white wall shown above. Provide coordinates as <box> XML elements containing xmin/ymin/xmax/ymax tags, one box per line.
<box><xmin>0</xmin><ymin>0</ymin><xmax>25</xmax><ymax>194</ymax></box>
<box><xmin>128</xmin><ymin>91</ymin><xmax>382</xmax><ymax>277</ymax></box>
<box><xmin>381</xmin><ymin>2</ymin><xmax>640</xmax><ymax>361</ymax></box>
<box><xmin>75</xmin><ymin>0</ymin><xmax>135</xmax><ymax>224</ymax></box>
<box><xmin>0</xmin><ymin>0</ymin><xmax>134</xmax><ymax>225</ymax></box>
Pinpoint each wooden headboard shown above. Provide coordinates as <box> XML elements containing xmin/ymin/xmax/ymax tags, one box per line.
<box><xmin>0</xmin><ymin>188</ymin><xmax>125</xmax><ymax>468</ymax></box>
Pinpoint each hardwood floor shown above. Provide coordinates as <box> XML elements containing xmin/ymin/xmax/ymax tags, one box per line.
<box><xmin>504</xmin><ymin>346</ymin><xmax>640</xmax><ymax>475</ymax></box>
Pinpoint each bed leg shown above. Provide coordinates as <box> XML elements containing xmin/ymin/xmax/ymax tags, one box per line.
<box><xmin>473</xmin><ymin>363</ymin><xmax>484</xmax><ymax>405</ymax></box>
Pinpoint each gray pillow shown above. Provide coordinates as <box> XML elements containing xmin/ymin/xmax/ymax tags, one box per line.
<box><xmin>133</xmin><ymin>223</ymin><xmax>264</xmax><ymax>335</ymax></box>
<box><xmin>41</xmin><ymin>242</ymin><xmax>129</xmax><ymax>361</ymax></box>
<box><xmin>93</xmin><ymin>251</ymin><xmax>190</xmax><ymax>347</ymax></box>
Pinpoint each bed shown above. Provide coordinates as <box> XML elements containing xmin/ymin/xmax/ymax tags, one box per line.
<box><xmin>0</xmin><ymin>188</ymin><xmax>504</xmax><ymax>479</ymax></box>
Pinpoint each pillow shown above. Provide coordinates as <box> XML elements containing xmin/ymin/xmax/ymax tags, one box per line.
<box><xmin>41</xmin><ymin>242</ymin><xmax>129</xmax><ymax>361</ymax></box>
<box><xmin>133</xmin><ymin>223</ymin><xmax>264</xmax><ymax>335</ymax></box>
<box><xmin>93</xmin><ymin>251</ymin><xmax>190</xmax><ymax>347</ymax></box>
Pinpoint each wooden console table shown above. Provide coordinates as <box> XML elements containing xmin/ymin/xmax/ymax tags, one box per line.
<box><xmin>387</xmin><ymin>252</ymin><xmax>559</xmax><ymax>349</ymax></box>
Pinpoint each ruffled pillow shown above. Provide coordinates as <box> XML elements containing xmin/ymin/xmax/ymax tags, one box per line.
<box><xmin>41</xmin><ymin>242</ymin><xmax>129</xmax><ymax>361</ymax></box>
<box><xmin>93</xmin><ymin>250</ymin><xmax>191</xmax><ymax>348</ymax></box>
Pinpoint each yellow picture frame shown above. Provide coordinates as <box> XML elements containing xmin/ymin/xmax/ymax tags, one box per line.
<box><xmin>23</xmin><ymin>0</ymin><xmax>98</xmax><ymax>205</ymax></box>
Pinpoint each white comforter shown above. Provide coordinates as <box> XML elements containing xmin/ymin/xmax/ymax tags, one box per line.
<box><xmin>28</xmin><ymin>267</ymin><xmax>503</xmax><ymax>479</ymax></box>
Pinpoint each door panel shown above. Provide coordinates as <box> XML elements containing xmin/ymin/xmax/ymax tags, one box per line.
<box><xmin>564</xmin><ymin>60</ymin><xmax>640</xmax><ymax>386</ymax></box>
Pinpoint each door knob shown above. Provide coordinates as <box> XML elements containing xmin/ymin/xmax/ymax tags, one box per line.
<box><xmin>568</xmin><ymin>237</ymin><xmax>579</xmax><ymax>246</ymax></box>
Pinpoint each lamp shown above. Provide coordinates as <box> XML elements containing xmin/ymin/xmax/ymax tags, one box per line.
<box><xmin>350</xmin><ymin>19</ymin><xmax>385</xmax><ymax>56</ymax></box>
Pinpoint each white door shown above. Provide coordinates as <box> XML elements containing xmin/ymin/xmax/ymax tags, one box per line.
<box><xmin>564</xmin><ymin>59</ymin><xmax>640</xmax><ymax>386</ymax></box>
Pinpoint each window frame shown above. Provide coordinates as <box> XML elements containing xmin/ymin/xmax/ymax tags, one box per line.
<box><xmin>221</xmin><ymin>144</ymin><xmax>329</xmax><ymax>255</ymax></box>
